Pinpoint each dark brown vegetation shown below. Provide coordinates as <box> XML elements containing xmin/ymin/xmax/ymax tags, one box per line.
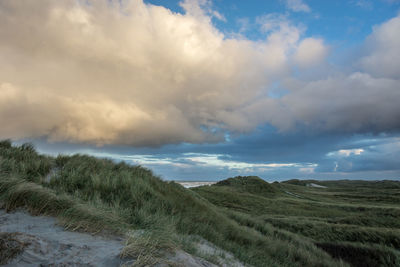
<box><xmin>0</xmin><ymin>232</ymin><xmax>28</xmax><ymax>265</ymax></box>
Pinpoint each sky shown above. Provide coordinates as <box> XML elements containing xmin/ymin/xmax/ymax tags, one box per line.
<box><xmin>1</xmin><ymin>0</ymin><xmax>400</xmax><ymax>181</ymax></box>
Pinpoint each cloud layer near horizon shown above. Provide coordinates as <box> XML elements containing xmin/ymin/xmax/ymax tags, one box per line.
<box><xmin>0</xmin><ymin>0</ymin><xmax>399</xmax><ymax>146</ymax></box>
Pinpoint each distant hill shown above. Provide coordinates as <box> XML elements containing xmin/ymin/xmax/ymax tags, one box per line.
<box><xmin>282</xmin><ymin>179</ymin><xmax>400</xmax><ymax>189</ymax></box>
<box><xmin>215</xmin><ymin>176</ymin><xmax>277</xmax><ymax>195</ymax></box>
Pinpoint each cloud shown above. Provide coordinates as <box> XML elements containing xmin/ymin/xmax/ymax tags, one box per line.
<box><xmin>250</xmin><ymin>14</ymin><xmax>400</xmax><ymax>135</ymax></box>
<box><xmin>87</xmin><ymin>151</ymin><xmax>315</xmax><ymax>171</ymax></box>
<box><xmin>181</xmin><ymin>153</ymin><xmax>313</xmax><ymax>170</ymax></box>
<box><xmin>256</xmin><ymin>13</ymin><xmax>327</xmax><ymax>66</ymax></box>
<box><xmin>236</xmin><ymin>17</ymin><xmax>250</xmax><ymax>33</ymax></box>
<box><xmin>0</xmin><ymin>0</ymin><xmax>329</xmax><ymax>146</ymax></box>
<box><xmin>294</xmin><ymin>38</ymin><xmax>328</xmax><ymax>67</ymax></box>
<box><xmin>283</xmin><ymin>0</ymin><xmax>311</xmax><ymax>13</ymax></box>
<box><xmin>359</xmin><ymin>15</ymin><xmax>400</xmax><ymax>79</ymax></box>
<box><xmin>83</xmin><ymin>150</ymin><xmax>317</xmax><ymax>179</ymax></box>
<box><xmin>179</xmin><ymin>0</ymin><xmax>225</xmax><ymax>21</ymax></box>
<box><xmin>0</xmin><ymin>0</ymin><xmax>399</xmax><ymax>149</ymax></box>
<box><xmin>0</xmin><ymin>0</ymin><xmax>300</xmax><ymax>146</ymax></box>
<box><xmin>321</xmin><ymin>136</ymin><xmax>400</xmax><ymax>173</ymax></box>
<box><xmin>327</xmin><ymin>148</ymin><xmax>364</xmax><ymax>157</ymax></box>
<box><xmin>273</xmin><ymin>72</ymin><xmax>400</xmax><ymax>133</ymax></box>
<box><xmin>354</xmin><ymin>0</ymin><xmax>374</xmax><ymax>10</ymax></box>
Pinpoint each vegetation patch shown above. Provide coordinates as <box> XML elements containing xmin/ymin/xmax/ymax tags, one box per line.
<box><xmin>195</xmin><ymin>175</ymin><xmax>400</xmax><ymax>267</ymax></box>
<box><xmin>215</xmin><ymin>175</ymin><xmax>277</xmax><ymax>195</ymax></box>
<box><xmin>0</xmin><ymin>232</ymin><xmax>29</xmax><ymax>265</ymax></box>
<box><xmin>316</xmin><ymin>242</ymin><xmax>400</xmax><ymax>267</ymax></box>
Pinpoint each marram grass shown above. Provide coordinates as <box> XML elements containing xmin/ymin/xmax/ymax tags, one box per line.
<box><xmin>3</xmin><ymin>140</ymin><xmax>399</xmax><ymax>266</ymax></box>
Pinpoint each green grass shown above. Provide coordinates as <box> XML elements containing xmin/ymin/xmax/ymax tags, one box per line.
<box><xmin>2</xmin><ymin>140</ymin><xmax>399</xmax><ymax>266</ymax></box>
<box><xmin>0</xmin><ymin>141</ymin><xmax>343</xmax><ymax>266</ymax></box>
<box><xmin>215</xmin><ymin>175</ymin><xmax>277</xmax><ymax>195</ymax></box>
<box><xmin>193</xmin><ymin>176</ymin><xmax>400</xmax><ymax>267</ymax></box>
<box><xmin>0</xmin><ymin>176</ymin><xmax>126</xmax><ymax>233</ymax></box>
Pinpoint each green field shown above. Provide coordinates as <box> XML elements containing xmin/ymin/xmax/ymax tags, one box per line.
<box><xmin>1</xmin><ymin>140</ymin><xmax>399</xmax><ymax>266</ymax></box>
<box><xmin>193</xmin><ymin>178</ymin><xmax>400</xmax><ymax>267</ymax></box>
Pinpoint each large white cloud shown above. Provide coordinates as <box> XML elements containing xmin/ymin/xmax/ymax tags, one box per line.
<box><xmin>294</xmin><ymin>38</ymin><xmax>328</xmax><ymax>67</ymax></box>
<box><xmin>0</xmin><ymin>0</ymin><xmax>398</xmax><ymax>147</ymax></box>
<box><xmin>294</xmin><ymin>14</ymin><xmax>400</xmax><ymax>133</ymax></box>
<box><xmin>226</xmin><ymin>13</ymin><xmax>400</xmax><ymax>135</ymax></box>
<box><xmin>0</xmin><ymin>0</ymin><xmax>299</xmax><ymax>145</ymax></box>
<box><xmin>261</xmin><ymin>14</ymin><xmax>400</xmax><ymax>134</ymax></box>
<box><xmin>359</xmin><ymin>15</ymin><xmax>400</xmax><ymax>79</ymax></box>
<box><xmin>277</xmin><ymin>72</ymin><xmax>400</xmax><ymax>133</ymax></box>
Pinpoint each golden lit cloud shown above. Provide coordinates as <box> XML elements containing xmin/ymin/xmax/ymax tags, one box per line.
<box><xmin>0</xmin><ymin>0</ymin><xmax>304</xmax><ymax>145</ymax></box>
<box><xmin>3</xmin><ymin>1</ymin><xmax>396</xmax><ymax>146</ymax></box>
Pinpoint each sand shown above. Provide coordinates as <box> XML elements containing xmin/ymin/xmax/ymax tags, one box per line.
<box><xmin>0</xmin><ymin>209</ymin><xmax>241</xmax><ymax>267</ymax></box>
<box><xmin>0</xmin><ymin>209</ymin><xmax>127</xmax><ymax>266</ymax></box>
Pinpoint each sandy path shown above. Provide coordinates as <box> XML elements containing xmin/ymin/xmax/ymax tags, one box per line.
<box><xmin>0</xmin><ymin>209</ymin><xmax>128</xmax><ymax>266</ymax></box>
<box><xmin>0</xmin><ymin>209</ymin><xmax>245</xmax><ymax>267</ymax></box>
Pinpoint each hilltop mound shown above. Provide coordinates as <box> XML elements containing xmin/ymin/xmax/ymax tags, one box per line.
<box><xmin>215</xmin><ymin>176</ymin><xmax>276</xmax><ymax>195</ymax></box>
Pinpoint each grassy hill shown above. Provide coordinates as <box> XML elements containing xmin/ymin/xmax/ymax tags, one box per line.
<box><xmin>1</xmin><ymin>140</ymin><xmax>399</xmax><ymax>266</ymax></box>
<box><xmin>193</xmin><ymin>176</ymin><xmax>400</xmax><ymax>267</ymax></box>
<box><xmin>215</xmin><ymin>175</ymin><xmax>277</xmax><ymax>195</ymax></box>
